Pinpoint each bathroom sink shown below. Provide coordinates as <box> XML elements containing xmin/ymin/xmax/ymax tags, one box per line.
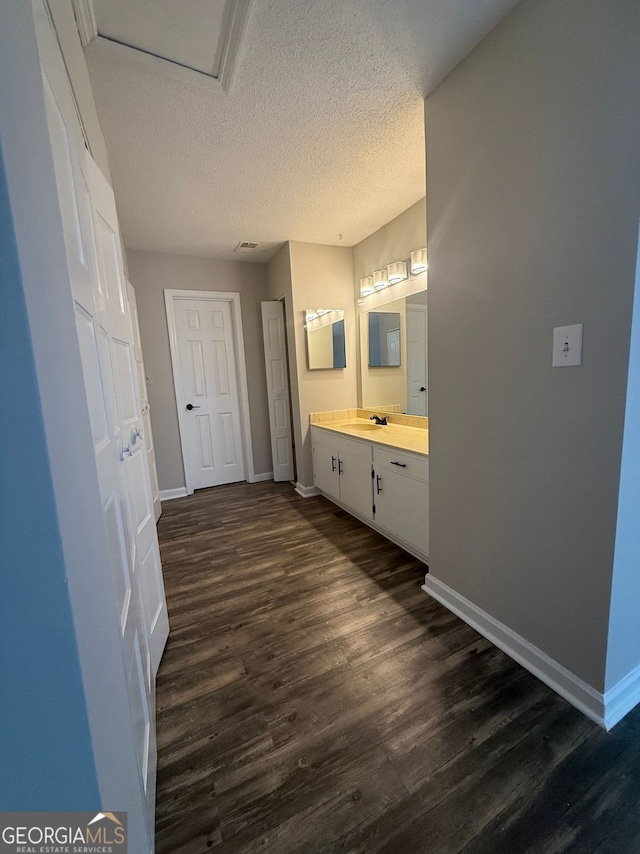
<box><xmin>344</xmin><ymin>422</ymin><xmax>383</xmax><ymax>433</ymax></box>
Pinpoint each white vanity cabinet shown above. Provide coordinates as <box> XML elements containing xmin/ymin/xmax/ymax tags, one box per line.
<box><xmin>310</xmin><ymin>424</ymin><xmax>429</xmax><ymax>562</ymax></box>
<box><xmin>373</xmin><ymin>447</ymin><xmax>429</xmax><ymax>557</ymax></box>
<box><xmin>311</xmin><ymin>429</ymin><xmax>373</xmax><ymax>520</ymax></box>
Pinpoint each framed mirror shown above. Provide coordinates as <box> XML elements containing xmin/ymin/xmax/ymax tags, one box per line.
<box><xmin>360</xmin><ymin>290</ymin><xmax>427</xmax><ymax>414</ymax></box>
<box><xmin>305</xmin><ymin>309</ymin><xmax>346</xmax><ymax>370</ymax></box>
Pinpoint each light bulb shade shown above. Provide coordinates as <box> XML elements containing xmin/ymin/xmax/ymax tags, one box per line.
<box><xmin>387</xmin><ymin>260</ymin><xmax>407</xmax><ymax>285</ymax></box>
<box><xmin>373</xmin><ymin>269</ymin><xmax>389</xmax><ymax>290</ymax></box>
<box><xmin>410</xmin><ymin>248</ymin><xmax>428</xmax><ymax>274</ymax></box>
<box><xmin>360</xmin><ymin>276</ymin><xmax>374</xmax><ymax>297</ymax></box>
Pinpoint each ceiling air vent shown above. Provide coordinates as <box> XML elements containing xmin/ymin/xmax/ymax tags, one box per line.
<box><xmin>234</xmin><ymin>240</ymin><xmax>259</xmax><ymax>253</ymax></box>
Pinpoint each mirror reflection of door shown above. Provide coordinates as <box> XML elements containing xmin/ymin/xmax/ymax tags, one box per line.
<box><xmin>386</xmin><ymin>328</ymin><xmax>400</xmax><ymax>367</ymax></box>
<box><xmin>406</xmin><ymin>302</ymin><xmax>427</xmax><ymax>415</ymax></box>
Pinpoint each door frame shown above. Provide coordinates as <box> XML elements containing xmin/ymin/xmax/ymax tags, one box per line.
<box><xmin>164</xmin><ymin>289</ymin><xmax>255</xmax><ymax>493</ymax></box>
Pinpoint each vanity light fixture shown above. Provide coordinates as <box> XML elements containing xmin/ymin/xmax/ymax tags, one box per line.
<box><xmin>360</xmin><ymin>276</ymin><xmax>375</xmax><ymax>297</ymax></box>
<box><xmin>410</xmin><ymin>248</ymin><xmax>428</xmax><ymax>275</ymax></box>
<box><xmin>387</xmin><ymin>260</ymin><xmax>408</xmax><ymax>285</ymax></box>
<box><xmin>373</xmin><ymin>269</ymin><xmax>390</xmax><ymax>290</ymax></box>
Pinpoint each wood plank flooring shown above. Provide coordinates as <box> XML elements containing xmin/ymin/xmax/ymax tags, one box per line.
<box><xmin>154</xmin><ymin>481</ymin><xmax>640</xmax><ymax>854</ymax></box>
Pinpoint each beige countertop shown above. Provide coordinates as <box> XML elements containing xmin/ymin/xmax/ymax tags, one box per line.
<box><xmin>311</xmin><ymin>418</ymin><xmax>428</xmax><ymax>457</ymax></box>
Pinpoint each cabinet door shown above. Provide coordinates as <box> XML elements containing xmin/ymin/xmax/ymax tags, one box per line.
<box><xmin>339</xmin><ymin>448</ymin><xmax>373</xmax><ymax>520</ymax></box>
<box><xmin>375</xmin><ymin>470</ymin><xmax>429</xmax><ymax>556</ymax></box>
<box><xmin>312</xmin><ymin>437</ymin><xmax>340</xmax><ymax>500</ymax></box>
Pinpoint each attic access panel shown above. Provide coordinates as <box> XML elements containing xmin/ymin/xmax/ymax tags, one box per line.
<box><xmin>88</xmin><ymin>0</ymin><xmax>251</xmax><ymax>92</ymax></box>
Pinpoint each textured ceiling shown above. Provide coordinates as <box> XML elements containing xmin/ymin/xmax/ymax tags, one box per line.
<box><xmin>86</xmin><ymin>0</ymin><xmax>519</xmax><ymax>262</ymax></box>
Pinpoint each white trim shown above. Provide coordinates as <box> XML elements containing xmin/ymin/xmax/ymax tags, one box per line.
<box><xmin>217</xmin><ymin>0</ymin><xmax>253</xmax><ymax>94</ymax></box>
<box><xmin>295</xmin><ymin>482</ymin><xmax>320</xmax><ymax>499</ymax></box>
<box><xmin>69</xmin><ymin>0</ymin><xmax>97</xmax><ymax>47</ymax></box>
<box><xmin>159</xmin><ymin>488</ymin><xmax>188</xmax><ymax>502</ymax></box>
<box><xmin>421</xmin><ymin>575</ymin><xmax>617</xmax><ymax>729</ymax></box>
<box><xmin>84</xmin><ymin>0</ymin><xmax>252</xmax><ymax>95</ymax></box>
<box><xmin>252</xmin><ymin>471</ymin><xmax>274</xmax><ymax>483</ymax></box>
<box><xmin>164</xmin><ymin>289</ymin><xmax>255</xmax><ymax>494</ymax></box>
<box><xmin>603</xmin><ymin>663</ymin><xmax>640</xmax><ymax>730</ymax></box>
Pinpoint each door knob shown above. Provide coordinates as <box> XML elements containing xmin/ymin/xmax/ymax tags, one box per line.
<box><xmin>419</xmin><ymin>386</ymin><xmax>426</xmax><ymax>392</ymax></box>
<box><xmin>186</xmin><ymin>403</ymin><xmax>201</xmax><ymax>410</ymax></box>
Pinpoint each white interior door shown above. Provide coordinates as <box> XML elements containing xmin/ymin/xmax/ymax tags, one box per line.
<box><xmin>167</xmin><ymin>293</ymin><xmax>247</xmax><ymax>491</ymax></box>
<box><xmin>128</xmin><ymin>281</ymin><xmax>162</xmax><ymax>521</ymax></box>
<box><xmin>89</xmin><ymin>158</ymin><xmax>169</xmax><ymax>680</ymax></box>
<box><xmin>36</xmin><ymin>4</ymin><xmax>168</xmax><ymax>838</ymax></box>
<box><xmin>407</xmin><ymin>305</ymin><xmax>428</xmax><ymax>416</ymax></box>
<box><xmin>261</xmin><ymin>300</ymin><xmax>294</xmax><ymax>482</ymax></box>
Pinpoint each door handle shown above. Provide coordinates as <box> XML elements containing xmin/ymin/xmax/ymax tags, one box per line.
<box><xmin>390</xmin><ymin>461</ymin><xmax>406</xmax><ymax>467</ymax></box>
<box><xmin>376</xmin><ymin>474</ymin><xmax>382</xmax><ymax>494</ymax></box>
<box><xmin>118</xmin><ymin>441</ymin><xmax>132</xmax><ymax>462</ymax></box>
<box><xmin>338</xmin><ymin>459</ymin><xmax>343</xmax><ymax>475</ymax></box>
<box><xmin>186</xmin><ymin>403</ymin><xmax>201</xmax><ymax>410</ymax></box>
<box><xmin>130</xmin><ymin>426</ymin><xmax>143</xmax><ymax>445</ymax></box>
<box><xmin>419</xmin><ymin>386</ymin><xmax>426</xmax><ymax>392</ymax></box>
<box><xmin>331</xmin><ymin>455</ymin><xmax>337</xmax><ymax>472</ymax></box>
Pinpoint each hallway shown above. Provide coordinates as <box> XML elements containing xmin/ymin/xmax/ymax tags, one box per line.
<box><xmin>154</xmin><ymin>482</ymin><xmax>640</xmax><ymax>853</ymax></box>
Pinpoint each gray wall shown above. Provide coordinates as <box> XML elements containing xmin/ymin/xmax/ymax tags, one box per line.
<box><xmin>425</xmin><ymin>0</ymin><xmax>640</xmax><ymax>690</ymax></box>
<box><xmin>352</xmin><ymin>198</ymin><xmax>426</xmax><ymax>287</ymax></box>
<box><xmin>0</xmin><ymin>116</ymin><xmax>99</xmax><ymax>813</ymax></box>
<box><xmin>127</xmin><ymin>250</ymin><xmax>272</xmax><ymax>491</ymax></box>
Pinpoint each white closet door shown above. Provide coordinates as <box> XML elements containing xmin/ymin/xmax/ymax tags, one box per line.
<box><xmin>261</xmin><ymin>300</ymin><xmax>294</xmax><ymax>482</ymax></box>
<box><xmin>128</xmin><ymin>281</ymin><xmax>162</xmax><ymax>521</ymax></box>
<box><xmin>36</xmin><ymin>2</ymin><xmax>168</xmax><ymax>840</ymax></box>
<box><xmin>88</xmin><ymin>156</ymin><xmax>169</xmax><ymax>680</ymax></box>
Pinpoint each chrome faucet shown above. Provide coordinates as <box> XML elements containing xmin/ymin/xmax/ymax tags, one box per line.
<box><xmin>370</xmin><ymin>414</ymin><xmax>388</xmax><ymax>425</ymax></box>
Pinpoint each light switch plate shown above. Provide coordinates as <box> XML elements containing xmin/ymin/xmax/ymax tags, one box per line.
<box><xmin>553</xmin><ymin>324</ymin><xmax>583</xmax><ymax>367</ymax></box>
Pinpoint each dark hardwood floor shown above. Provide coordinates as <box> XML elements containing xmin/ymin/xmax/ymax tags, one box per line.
<box><xmin>154</xmin><ymin>481</ymin><xmax>640</xmax><ymax>854</ymax></box>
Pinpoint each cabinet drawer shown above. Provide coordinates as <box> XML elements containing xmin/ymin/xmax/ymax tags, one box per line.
<box><xmin>374</xmin><ymin>447</ymin><xmax>428</xmax><ymax>482</ymax></box>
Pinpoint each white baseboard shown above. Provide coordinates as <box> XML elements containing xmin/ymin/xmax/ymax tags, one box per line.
<box><xmin>422</xmin><ymin>575</ymin><xmax>624</xmax><ymax>730</ymax></box>
<box><xmin>159</xmin><ymin>487</ymin><xmax>188</xmax><ymax>502</ymax></box>
<box><xmin>252</xmin><ymin>471</ymin><xmax>274</xmax><ymax>483</ymax></box>
<box><xmin>603</xmin><ymin>663</ymin><xmax>640</xmax><ymax>730</ymax></box>
<box><xmin>295</xmin><ymin>482</ymin><xmax>320</xmax><ymax>499</ymax></box>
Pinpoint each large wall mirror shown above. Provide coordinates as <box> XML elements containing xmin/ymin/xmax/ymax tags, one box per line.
<box><xmin>360</xmin><ymin>290</ymin><xmax>427</xmax><ymax>414</ymax></box>
<box><xmin>305</xmin><ymin>309</ymin><xmax>346</xmax><ymax>370</ymax></box>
